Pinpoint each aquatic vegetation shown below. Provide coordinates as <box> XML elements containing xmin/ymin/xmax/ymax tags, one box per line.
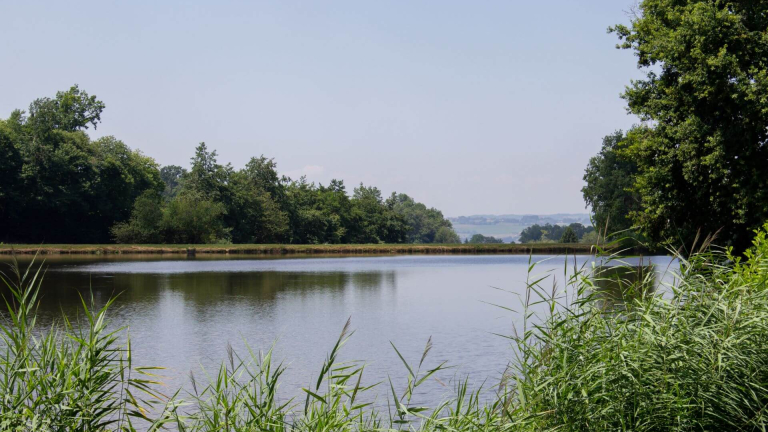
<box><xmin>2</xmin><ymin>225</ymin><xmax>768</xmax><ymax>431</ymax></box>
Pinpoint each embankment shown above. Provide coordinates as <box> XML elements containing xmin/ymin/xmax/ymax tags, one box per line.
<box><xmin>0</xmin><ymin>243</ymin><xmax>619</xmax><ymax>255</ymax></box>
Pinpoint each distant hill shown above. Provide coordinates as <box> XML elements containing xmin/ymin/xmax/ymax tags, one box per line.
<box><xmin>448</xmin><ymin>214</ymin><xmax>592</xmax><ymax>243</ymax></box>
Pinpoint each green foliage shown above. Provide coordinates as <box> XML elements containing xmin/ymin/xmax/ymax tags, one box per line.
<box><xmin>0</xmin><ymin>255</ymin><xmax>166</xmax><ymax>430</ymax></box>
<box><xmin>581</xmin><ymin>131</ymin><xmax>639</xmax><ymax>234</ymax></box>
<box><xmin>26</xmin><ymin>84</ymin><xmax>105</xmax><ymax>135</ymax></box>
<box><xmin>386</xmin><ymin>193</ymin><xmax>456</xmax><ymax>243</ymax></box>
<box><xmin>579</xmin><ymin>230</ymin><xmax>598</xmax><ymax>244</ymax></box>
<box><xmin>228</xmin><ymin>171</ymin><xmax>289</xmax><ymax>244</ymax></box>
<box><xmin>347</xmin><ymin>184</ymin><xmax>407</xmax><ymax>244</ymax></box>
<box><xmin>112</xmin><ymin>191</ymin><xmax>228</xmax><ymax>244</ymax></box>
<box><xmin>559</xmin><ymin>226</ymin><xmax>578</xmax><ymax>243</ymax></box>
<box><xmin>90</xmin><ymin>136</ymin><xmax>164</xmax><ymax>234</ymax></box>
<box><xmin>467</xmin><ymin>234</ymin><xmax>504</xmax><ymax>244</ymax></box>
<box><xmin>1</xmin><ymin>88</ymin><xmax>454</xmax><ymax>246</ymax></box>
<box><xmin>519</xmin><ymin>223</ymin><xmax>594</xmax><ymax>243</ymax></box>
<box><xmin>110</xmin><ymin>191</ymin><xmax>165</xmax><ymax>244</ymax></box>
<box><xmin>0</xmin><ymin>120</ymin><xmax>23</xmax><ymax>232</ymax></box>
<box><xmin>434</xmin><ymin>226</ymin><xmax>461</xmax><ymax>244</ymax></box>
<box><xmin>162</xmin><ymin>192</ymin><xmax>229</xmax><ymax>244</ymax></box>
<box><xmin>510</xmin><ymin>225</ymin><xmax>768</xmax><ymax>431</ymax></box>
<box><xmin>159</xmin><ymin>165</ymin><xmax>186</xmax><ymax>200</ymax></box>
<box><xmin>185</xmin><ymin>143</ymin><xmax>232</xmax><ymax>202</ymax></box>
<box><xmin>607</xmin><ymin>0</ymin><xmax>768</xmax><ymax>251</ymax></box>
<box><xmin>0</xmin><ymin>87</ymin><xmax>162</xmax><ymax>243</ymax></box>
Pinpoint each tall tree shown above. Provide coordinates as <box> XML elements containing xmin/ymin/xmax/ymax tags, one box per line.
<box><xmin>26</xmin><ymin>84</ymin><xmax>105</xmax><ymax>135</ymax></box>
<box><xmin>582</xmin><ymin>131</ymin><xmax>639</xmax><ymax>234</ymax></box>
<box><xmin>0</xmin><ymin>119</ymin><xmax>23</xmax><ymax>233</ymax></box>
<box><xmin>160</xmin><ymin>165</ymin><xmax>186</xmax><ymax>199</ymax></box>
<box><xmin>434</xmin><ymin>226</ymin><xmax>461</xmax><ymax>244</ymax></box>
<box><xmin>560</xmin><ymin>226</ymin><xmax>578</xmax><ymax>244</ymax></box>
<box><xmin>228</xmin><ymin>170</ymin><xmax>288</xmax><ymax>244</ymax></box>
<box><xmin>386</xmin><ymin>193</ymin><xmax>455</xmax><ymax>244</ymax></box>
<box><xmin>611</xmin><ymin>0</ymin><xmax>768</xmax><ymax>250</ymax></box>
<box><xmin>185</xmin><ymin>142</ymin><xmax>231</xmax><ymax>201</ymax></box>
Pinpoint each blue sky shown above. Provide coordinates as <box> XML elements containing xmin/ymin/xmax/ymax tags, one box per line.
<box><xmin>1</xmin><ymin>1</ymin><xmax>644</xmax><ymax>216</ymax></box>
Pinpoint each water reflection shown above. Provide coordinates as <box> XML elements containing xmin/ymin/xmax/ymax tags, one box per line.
<box><xmin>591</xmin><ymin>262</ymin><xmax>658</xmax><ymax>310</ymax></box>
<box><xmin>0</xmin><ymin>254</ymin><xmax>675</xmax><ymax>408</ymax></box>
<box><xmin>18</xmin><ymin>268</ymin><xmax>396</xmax><ymax>320</ymax></box>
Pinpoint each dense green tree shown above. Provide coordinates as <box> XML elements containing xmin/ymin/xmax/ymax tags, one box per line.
<box><xmin>582</xmin><ymin>131</ymin><xmax>639</xmax><ymax>234</ymax></box>
<box><xmin>518</xmin><ymin>224</ymin><xmax>570</xmax><ymax>243</ymax></box>
<box><xmin>228</xmin><ymin>171</ymin><xmax>288</xmax><ymax>244</ymax></box>
<box><xmin>1</xmin><ymin>87</ymin><xmax>456</xmax><ymax>245</ymax></box>
<box><xmin>242</xmin><ymin>156</ymin><xmax>284</xmax><ymax>200</ymax></box>
<box><xmin>160</xmin><ymin>165</ymin><xmax>186</xmax><ymax>200</ymax></box>
<box><xmin>610</xmin><ymin>0</ymin><xmax>768</xmax><ymax>250</ymax></box>
<box><xmin>348</xmin><ymin>184</ymin><xmax>407</xmax><ymax>244</ymax></box>
<box><xmin>560</xmin><ymin>226</ymin><xmax>579</xmax><ymax>243</ymax></box>
<box><xmin>13</xmin><ymin>120</ymin><xmax>97</xmax><ymax>242</ymax></box>
<box><xmin>315</xmin><ymin>180</ymin><xmax>353</xmax><ymax>243</ymax></box>
<box><xmin>580</xmin><ymin>230</ymin><xmax>599</xmax><ymax>244</ymax></box>
<box><xmin>89</xmin><ymin>136</ymin><xmax>164</xmax><ymax>240</ymax></box>
<box><xmin>386</xmin><ymin>193</ymin><xmax>454</xmax><ymax>243</ymax></box>
<box><xmin>468</xmin><ymin>234</ymin><xmax>504</xmax><ymax>244</ymax></box>
<box><xmin>434</xmin><ymin>226</ymin><xmax>461</xmax><ymax>244</ymax></box>
<box><xmin>162</xmin><ymin>192</ymin><xmax>228</xmax><ymax>244</ymax></box>
<box><xmin>281</xmin><ymin>177</ymin><xmax>327</xmax><ymax>244</ymax></box>
<box><xmin>26</xmin><ymin>84</ymin><xmax>105</xmax><ymax>135</ymax></box>
<box><xmin>185</xmin><ymin>143</ymin><xmax>232</xmax><ymax>201</ymax></box>
<box><xmin>110</xmin><ymin>191</ymin><xmax>165</xmax><ymax>243</ymax></box>
<box><xmin>519</xmin><ymin>223</ymin><xmax>595</xmax><ymax>243</ymax></box>
<box><xmin>0</xmin><ymin>87</ymin><xmax>162</xmax><ymax>243</ymax></box>
<box><xmin>0</xmin><ymin>120</ymin><xmax>23</xmax><ymax>233</ymax></box>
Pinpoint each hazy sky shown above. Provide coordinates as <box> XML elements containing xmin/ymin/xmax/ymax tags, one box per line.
<box><xmin>1</xmin><ymin>1</ymin><xmax>644</xmax><ymax>216</ymax></box>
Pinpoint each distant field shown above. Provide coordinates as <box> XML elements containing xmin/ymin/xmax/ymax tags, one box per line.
<box><xmin>0</xmin><ymin>243</ymin><xmax>607</xmax><ymax>256</ymax></box>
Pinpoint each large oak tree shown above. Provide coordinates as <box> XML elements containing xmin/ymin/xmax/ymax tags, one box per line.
<box><xmin>611</xmin><ymin>0</ymin><xmax>768</xmax><ymax>251</ymax></box>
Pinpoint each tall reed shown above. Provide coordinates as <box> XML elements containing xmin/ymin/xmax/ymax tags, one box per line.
<box><xmin>0</xmin><ymin>253</ymin><xmax>168</xmax><ymax>431</ymax></box>
<box><xmin>508</xmin><ymin>228</ymin><xmax>768</xmax><ymax>431</ymax></box>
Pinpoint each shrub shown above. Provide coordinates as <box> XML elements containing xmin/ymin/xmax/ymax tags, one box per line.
<box><xmin>434</xmin><ymin>226</ymin><xmax>461</xmax><ymax>244</ymax></box>
<box><xmin>559</xmin><ymin>226</ymin><xmax>578</xmax><ymax>243</ymax></box>
<box><xmin>509</xmin><ymin>225</ymin><xmax>768</xmax><ymax>431</ymax></box>
<box><xmin>0</xmin><ymin>254</ymin><xmax>167</xmax><ymax>430</ymax></box>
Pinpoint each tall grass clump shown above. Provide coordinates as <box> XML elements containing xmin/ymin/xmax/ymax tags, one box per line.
<box><xmin>3</xmin><ymin>224</ymin><xmax>768</xmax><ymax>431</ymax></box>
<box><xmin>508</xmin><ymin>225</ymin><xmax>768</xmax><ymax>431</ymax></box>
<box><xmin>0</xmin><ymin>254</ymin><xmax>168</xmax><ymax>431</ymax></box>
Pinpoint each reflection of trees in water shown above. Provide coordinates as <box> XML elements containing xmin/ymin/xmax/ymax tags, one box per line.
<box><xmin>3</xmin><ymin>269</ymin><xmax>397</xmax><ymax>319</ymax></box>
<box><xmin>591</xmin><ymin>263</ymin><xmax>657</xmax><ymax>311</ymax></box>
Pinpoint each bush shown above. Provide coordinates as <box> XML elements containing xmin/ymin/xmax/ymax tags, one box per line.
<box><xmin>510</xmin><ymin>225</ymin><xmax>768</xmax><ymax>431</ymax></box>
<box><xmin>467</xmin><ymin>233</ymin><xmax>504</xmax><ymax>244</ymax></box>
<box><xmin>434</xmin><ymin>226</ymin><xmax>461</xmax><ymax>243</ymax></box>
<box><xmin>110</xmin><ymin>190</ymin><xmax>164</xmax><ymax>243</ymax></box>
<box><xmin>0</xmin><ymin>255</ymin><xmax>164</xmax><ymax>430</ymax></box>
<box><xmin>559</xmin><ymin>226</ymin><xmax>578</xmax><ymax>243</ymax></box>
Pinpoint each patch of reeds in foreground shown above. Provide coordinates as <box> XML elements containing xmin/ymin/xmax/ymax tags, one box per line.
<box><xmin>2</xmin><ymin>225</ymin><xmax>768</xmax><ymax>431</ymax></box>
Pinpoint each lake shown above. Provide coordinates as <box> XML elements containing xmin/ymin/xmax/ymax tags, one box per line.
<box><xmin>0</xmin><ymin>253</ymin><xmax>675</xmax><ymax>407</ymax></box>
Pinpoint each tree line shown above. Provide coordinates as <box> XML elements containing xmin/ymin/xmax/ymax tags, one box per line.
<box><xmin>0</xmin><ymin>87</ymin><xmax>461</xmax><ymax>245</ymax></box>
<box><xmin>582</xmin><ymin>0</ymin><xmax>768</xmax><ymax>253</ymax></box>
<box><xmin>465</xmin><ymin>234</ymin><xmax>505</xmax><ymax>244</ymax></box>
<box><xmin>518</xmin><ymin>223</ymin><xmax>595</xmax><ymax>244</ymax></box>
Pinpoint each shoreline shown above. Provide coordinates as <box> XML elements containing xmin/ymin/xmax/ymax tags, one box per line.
<box><xmin>0</xmin><ymin>243</ymin><xmax>619</xmax><ymax>256</ymax></box>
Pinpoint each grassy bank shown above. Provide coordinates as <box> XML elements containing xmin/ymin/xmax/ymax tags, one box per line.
<box><xmin>0</xmin><ymin>242</ymin><xmax>611</xmax><ymax>256</ymax></box>
<box><xmin>3</xmin><ymin>227</ymin><xmax>767</xmax><ymax>430</ymax></box>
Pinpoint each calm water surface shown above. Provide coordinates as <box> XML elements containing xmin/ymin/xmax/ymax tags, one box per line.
<box><xmin>1</xmin><ymin>253</ymin><xmax>675</xmax><ymax>405</ymax></box>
